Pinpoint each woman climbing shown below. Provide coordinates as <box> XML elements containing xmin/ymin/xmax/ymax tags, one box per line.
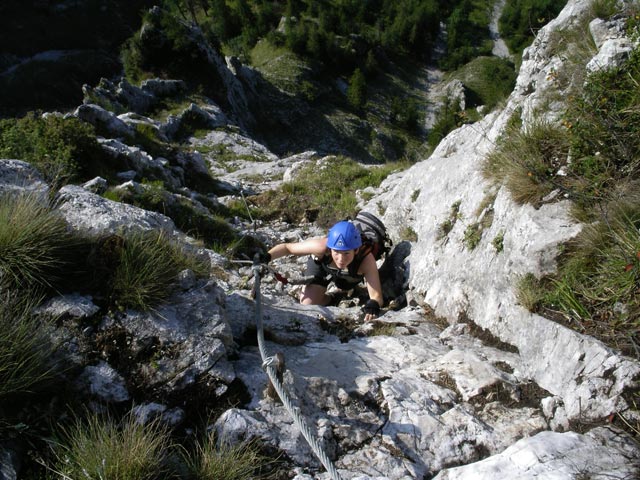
<box><xmin>261</xmin><ymin>220</ymin><xmax>383</xmax><ymax>322</ymax></box>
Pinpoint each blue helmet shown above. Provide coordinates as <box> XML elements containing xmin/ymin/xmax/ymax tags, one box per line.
<box><xmin>326</xmin><ymin>221</ymin><xmax>362</xmax><ymax>250</ymax></box>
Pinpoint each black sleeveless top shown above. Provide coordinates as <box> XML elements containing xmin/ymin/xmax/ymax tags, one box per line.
<box><xmin>313</xmin><ymin>249</ymin><xmax>368</xmax><ymax>289</ymax></box>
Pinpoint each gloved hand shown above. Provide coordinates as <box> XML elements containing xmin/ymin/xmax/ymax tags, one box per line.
<box><xmin>362</xmin><ymin>299</ymin><xmax>380</xmax><ymax>316</ymax></box>
<box><xmin>254</xmin><ymin>250</ymin><xmax>271</xmax><ymax>264</ymax></box>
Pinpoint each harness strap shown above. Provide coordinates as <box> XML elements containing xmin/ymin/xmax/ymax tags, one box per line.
<box><xmin>317</xmin><ymin>250</ymin><xmax>366</xmax><ymax>280</ymax></box>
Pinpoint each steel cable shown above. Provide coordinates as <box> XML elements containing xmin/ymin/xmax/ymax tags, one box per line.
<box><xmin>252</xmin><ymin>261</ymin><xmax>343</xmax><ymax>480</ymax></box>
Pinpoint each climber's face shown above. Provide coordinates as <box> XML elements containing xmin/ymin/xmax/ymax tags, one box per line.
<box><xmin>331</xmin><ymin>248</ymin><xmax>355</xmax><ymax>269</ymax></box>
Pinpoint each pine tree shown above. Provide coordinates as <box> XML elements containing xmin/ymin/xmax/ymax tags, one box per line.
<box><xmin>347</xmin><ymin>68</ymin><xmax>367</xmax><ymax>110</ymax></box>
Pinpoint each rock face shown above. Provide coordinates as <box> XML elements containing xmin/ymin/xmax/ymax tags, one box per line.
<box><xmin>432</xmin><ymin>427</ymin><xmax>640</xmax><ymax>480</ymax></box>
<box><xmin>373</xmin><ymin>0</ymin><xmax>639</xmax><ymax>428</ymax></box>
<box><xmin>56</xmin><ymin>184</ymin><xmax>178</xmax><ymax>237</ymax></box>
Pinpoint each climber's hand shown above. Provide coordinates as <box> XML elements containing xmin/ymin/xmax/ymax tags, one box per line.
<box><xmin>253</xmin><ymin>250</ymin><xmax>272</xmax><ymax>265</ymax></box>
<box><xmin>362</xmin><ymin>299</ymin><xmax>380</xmax><ymax>322</ymax></box>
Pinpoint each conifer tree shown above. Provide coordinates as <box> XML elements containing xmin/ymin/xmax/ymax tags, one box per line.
<box><xmin>347</xmin><ymin>68</ymin><xmax>367</xmax><ymax>110</ymax></box>
<box><xmin>208</xmin><ymin>0</ymin><xmax>233</xmax><ymax>40</ymax></box>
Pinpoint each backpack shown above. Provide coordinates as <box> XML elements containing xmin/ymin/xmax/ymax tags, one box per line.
<box><xmin>352</xmin><ymin>211</ymin><xmax>392</xmax><ymax>261</ymax></box>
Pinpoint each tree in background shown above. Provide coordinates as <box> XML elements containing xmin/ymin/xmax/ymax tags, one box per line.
<box><xmin>499</xmin><ymin>0</ymin><xmax>567</xmax><ymax>55</ymax></box>
<box><xmin>440</xmin><ymin>0</ymin><xmax>492</xmax><ymax>70</ymax></box>
<box><xmin>347</xmin><ymin>68</ymin><xmax>367</xmax><ymax>110</ymax></box>
<box><xmin>380</xmin><ymin>0</ymin><xmax>441</xmax><ymax>59</ymax></box>
<box><xmin>208</xmin><ymin>0</ymin><xmax>234</xmax><ymax>40</ymax></box>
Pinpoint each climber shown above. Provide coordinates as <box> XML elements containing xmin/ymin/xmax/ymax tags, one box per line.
<box><xmin>260</xmin><ymin>220</ymin><xmax>383</xmax><ymax>322</ymax></box>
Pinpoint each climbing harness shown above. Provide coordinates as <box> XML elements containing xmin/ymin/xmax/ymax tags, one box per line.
<box><xmin>251</xmin><ymin>254</ymin><xmax>344</xmax><ymax>480</ymax></box>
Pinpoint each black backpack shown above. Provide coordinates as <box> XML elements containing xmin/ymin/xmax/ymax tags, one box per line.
<box><xmin>352</xmin><ymin>211</ymin><xmax>392</xmax><ymax>261</ymax></box>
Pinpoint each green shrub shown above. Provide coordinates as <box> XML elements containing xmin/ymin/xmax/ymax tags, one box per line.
<box><xmin>120</xmin><ymin>7</ymin><xmax>225</xmax><ymax>101</ymax></box>
<box><xmin>590</xmin><ymin>0</ymin><xmax>620</xmax><ymax>19</ymax></box>
<box><xmin>0</xmin><ymin>113</ymin><xmax>103</xmax><ymax>187</ymax></box>
<box><xmin>558</xmin><ymin>208</ymin><xmax>638</xmax><ymax>309</ymax></box>
<box><xmin>448</xmin><ymin>57</ymin><xmax>516</xmax><ymax>111</ymax></box>
<box><xmin>51</xmin><ymin>412</ymin><xmax>172</xmax><ymax>480</ymax></box>
<box><xmin>428</xmin><ymin>97</ymin><xmax>466</xmax><ymax>148</ymax></box>
<box><xmin>438</xmin><ymin>200</ymin><xmax>461</xmax><ymax>240</ymax></box>
<box><xmin>390</xmin><ymin>96</ymin><xmax>421</xmax><ymax>132</ymax></box>
<box><xmin>0</xmin><ymin>291</ymin><xmax>59</xmax><ymax>399</ymax></box>
<box><xmin>347</xmin><ymin>68</ymin><xmax>367</xmax><ymax>110</ymax></box>
<box><xmin>0</xmin><ymin>192</ymin><xmax>76</xmax><ymax>291</ymax></box>
<box><xmin>463</xmin><ymin>222</ymin><xmax>482</xmax><ymax>250</ymax></box>
<box><xmin>183</xmin><ymin>433</ymin><xmax>270</xmax><ymax>480</ymax></box>
<box><xmin>483</xmin><ymin>44</ymin><xmax>640</xmax><ymax>213</ymax></box>
<box><xmin>486</xmin><ymin>36</ymin><xmax>640</xmax><ymax>357</ymax></box>
<box><xmin>109</xmin><ymin>230</ymin><xmax>209</xmax><ymax>311</ymax></box>
<box><xmin>492</xmin><ymin>230</ymin><xmax>505</xmax><ymax>253</ymax></box>
<box><xmin>133</xmin><ymin>122</ymin><xmax>173</xmax><ymax>159</ymax></box>
<box><xmin>519</xmin><ymin>203</ymin><xmax>640</xmax><ymax>355</ymax></box>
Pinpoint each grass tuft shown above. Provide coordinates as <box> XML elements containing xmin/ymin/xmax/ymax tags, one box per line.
<box><xmin>51</xmin><ymin>411</ymin><xmax>172</xmax><ymax>480</ymax></box>
<box><xmin>0</xmin><ymin>192</ymin><xmax>75</xmax><ymax>291</ymax></box>
<box><xmin>438</xmin><ymin>200</ymin><xmax>462</xmax><ymax>240</ymax></box>
<box><xmin>0</xmin><ymin>291</ymin><xmax>59</xmax><ymax>399</ymax></box>
<box><xmin>483</xmin><ymin>120</ymin><xmax>571</xmax><ymax>205</ymax></box>
<box><xmin>183</xmin><ymin>433</ymin><xmax>271</xmax><ymax>480</ymax></box>
<box><xmin>109</xmin><ymin>230</ymin><xmax>209</xmax><ymax>311</ymax></box>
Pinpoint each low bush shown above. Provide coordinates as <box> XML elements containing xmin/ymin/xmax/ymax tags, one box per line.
<box><xmin>489</xmin><ymin>19</ymin><xmax>640</xmax><ymax>358</ymax></box>
<box><xmin>0</xmin><ymin>113</ymin><xmax>105</xmax><ymax>188</ymax></box>
<box><xmin>428</xmin><ymin>97</ymin><xmax>466</xmax><ymax>148</ymax></box>
<box><xmin>463</xmin><ymin>222</ymin><xmax>482</xmax><ymax>250</ymax></box>
<box><xmin>448</xmin><ymin>56</ymin><xmax>516</xmax><ymax>111</ymax></box>
<box><xmin>120</xmin><ymin>7</ymin><xmax>225</xmax><ymax>102</ymax></box>
<box><xmin>523</xmin><ymin>205</ymin><xmax>640</xmax><ymax>355</ymax></box>
<box><xmin>106</xmin><ymin>181</ymin><xmax>242</xmax><ymax>250</ymax></box>
<box><xmin>564</xmin><ymin>46</ymin><xmax>640</xmax><ymax>216</ymax></box>
<box><xmin>492</xmin><ymin>230</ymin><xmax>505</xmax><ymax>252</ymax></box>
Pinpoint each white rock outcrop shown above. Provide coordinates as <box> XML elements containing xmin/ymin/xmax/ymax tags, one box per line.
<box><xmin>433</xmin><ymin>428</ymin><xmax>640</xmax><ymax>480</ymax></box>
<box><xmin>373</xmin><ymin>0</ymin><xmax>640</xmax><ymax>428</ymax></box>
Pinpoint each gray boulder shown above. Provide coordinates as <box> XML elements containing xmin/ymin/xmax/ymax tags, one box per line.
<box><xmin>73</xmin><ymin>103</ymin><xmax>134</xmax><ymax>138</ymax></box>
<box><xmin>0</xmin><ymin>159</ymin><xmax>48</xmax><ymax>196</ymax></box>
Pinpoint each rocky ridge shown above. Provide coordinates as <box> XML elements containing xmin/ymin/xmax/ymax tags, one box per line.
<box><xmin>1</xmin><ymin>0</ymin><xmax>639</xmax><ymax>479</ymax></box>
